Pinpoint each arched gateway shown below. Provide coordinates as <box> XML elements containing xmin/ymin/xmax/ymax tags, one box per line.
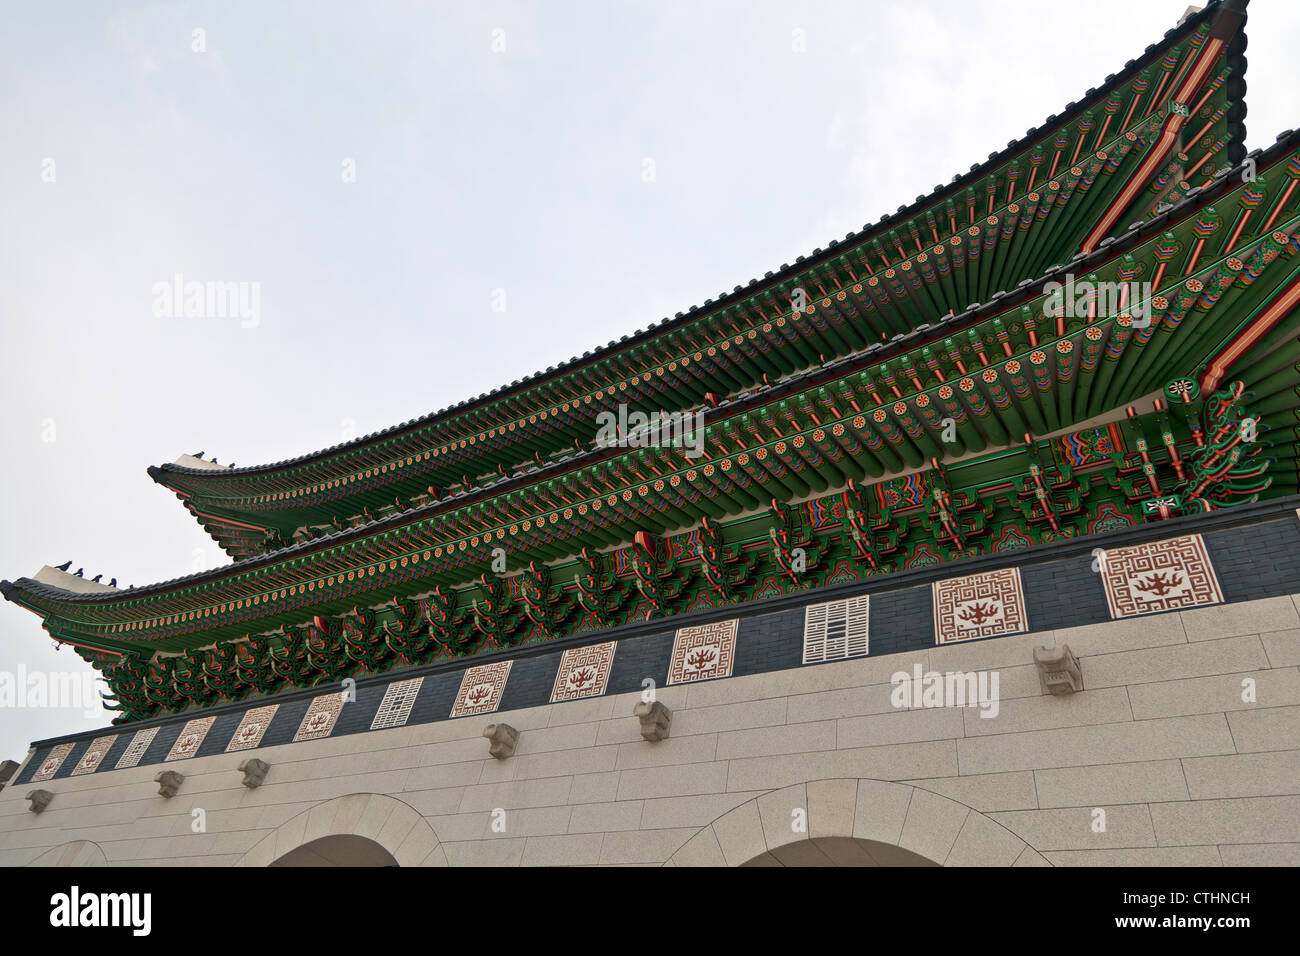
<box><xmin>1</xmin><ymin>2</ymin><xmax>1289</xmax><ymax>873</ymax></box>
<box><xmin>666</xmin><ymin>779</ymin><xmax>1050</xmax><ymax>867</ymax></box>
<box><xmin>226</xmin><ymin>780</ymin><xmax>1043</xmax><ymax>867</ymax></box>
<box><xmin>235</xmin><ymin>793</ymin><xmax>446</xmax><ymax>868</ymax></box>
<box><xmin>28</xmin><ymin>840</ymin><xmax>108</xmax><ymax>867</ymax></box>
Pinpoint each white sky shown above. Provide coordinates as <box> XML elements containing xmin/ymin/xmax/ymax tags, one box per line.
<box><xmin>1</xmin><ymin>0</ymin><xmax>1294</xmax><ymax>759</ymax></box>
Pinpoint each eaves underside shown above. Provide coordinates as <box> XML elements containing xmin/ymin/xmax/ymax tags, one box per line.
<box><xmin>151</xmin><ymin>1</ymin><xmax>1245</xmax><ymax>494</ymax></box>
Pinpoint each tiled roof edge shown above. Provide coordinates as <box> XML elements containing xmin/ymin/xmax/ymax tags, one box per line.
<box><xmin>20</xmin><ymin>488</ymin><xmax>1300</xmax><ymax>752</ymax></box>
<box><xmin>152</xmin><ymin>0</ymin><xmax>1234</xmax><ymax>482</ymax></box>
<box><xmin>11</xmin><ymin>120</ymin><xmax>1298</xmax><ymax>611</ymax></box>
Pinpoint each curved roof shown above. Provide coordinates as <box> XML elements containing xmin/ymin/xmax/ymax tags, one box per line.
<box><xmin>8</xmin><ymin>119</ymin><xmax>1295</xmax><ymax>660</ymax></box>
<box><xmin>151</xmin><ymin>0</ymin><xmax>1247</xmax><ymax>492</ymax></box>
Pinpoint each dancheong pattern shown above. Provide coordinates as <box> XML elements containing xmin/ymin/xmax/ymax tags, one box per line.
<box><xmin>667</xmin><ymin>619</ymin><xmax>738</xmax><ymax>684</ymax></box>
<box><xmin>71</xmin><ymin>735</ymin><xmax>116</xmax><ymax>775</ymax></box>
<box><xmin>20</xmin><ymin>500</ymin><xmax>1300</xmax><ymax>784</ymax></box>
<box><xmin>294</xmin><ymin>693</ymin><xmax>345</xmax><ymax>741</ymax></box>
<box><xmin>449</xmin><ymin>661</ymin><xmax>512</xmax><ymax>717</ymax></box>
<box><xmin>1100</xmin><ymin>534</ymin><xmax>1224</xmax><ymax>619</ymax></box>
<box><xmin>227</xmin><ymin>705</ymin><xmax>279</xmax><ymax>752</ymax></box>
<box><xmin>933</xmin><ymin>568</ymin><xmax>1028</xmax><ymax>644</ymax></box>
<box><xmin>550</xmin><ymin>641</ymin><xmax>616</xmax><ymax>703</ymax></box>
<box><xmin>166</xmin><ymin>716</ymin><xmax>216</xmax><ymax>761</ymax></box>
<box><xmin>1</xmin><ymin>0</ymin><xmax>1286</xmax><ymax>745</ymax></box>
<box><xmin>31</xmin><ymin>742</ymin><xmax>74</xmax><ymax>781</ymax></box>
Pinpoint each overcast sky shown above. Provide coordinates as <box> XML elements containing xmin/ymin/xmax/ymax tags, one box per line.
<box><xmin>1</xmin><ymin>0</ymin><xmax>1294</xmax><ymax>759</ymax></box>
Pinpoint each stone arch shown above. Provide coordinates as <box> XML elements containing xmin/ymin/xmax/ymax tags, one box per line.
<box><xmin>665</xmin><ymin>778</ymin><xmax>1049</xmax><ymax>867</ymax></box>
<box><xmin>270</xmin><ymin>834</ymin><xmax>399</xmax><ymax>867</ymax></box>
<box><xmin>28</xmin><ymin>840</ymin><xmax>108</xmax><ymax>867</ymax></box>
<box><xmin>234</xmin><ymin>793</ymin><xmax>446</xmax><ymax>867</ymax></box>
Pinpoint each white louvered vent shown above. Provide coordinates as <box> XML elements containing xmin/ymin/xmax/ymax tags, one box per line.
<box><xmin>371</xmin><ymin>677</ymin><xmax>425</xmax><ymax>730</ymax></box>
<box><xmin>803</xmin><ymin>595</ymin><xmax>870</xmax><ymax>663</ymax></box>
<box><xmin>115</xmin><ymin>726</ymin><xmax>160</xmax><ymax>769</ymax></box>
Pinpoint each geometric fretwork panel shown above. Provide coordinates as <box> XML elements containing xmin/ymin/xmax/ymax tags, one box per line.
<box><xmin>549</xmin><ymin>641</ymin><xmax>616</xmax><ymax>703</ymax></box>
<box><xmin>166</xmin><ymin>716</ymin><xmax>217</xmax><ymax>761</ymax></box>
<box><xmin>293</xmin><ymin>693</ymin><xmax>346</xmax><ymax>742</ymax></box>
<box><xmin>667</xmin><ymin>619</ymin><xmax>738</xmax><ymax>685</ymax></box>
<box><xmin>933</xmin><ymin>567</ymin><xmax>1028</xmax><ymax>644</ymax></box>
<box><xmin>1100</xmin><ymin>534</ymin><xmax>1223</xmax><ymax>619</ymax></box>
<box><xmin>227</xmin><ymin>705</ymin><xmax>280</xmax><ymax>752</ymax></box>
<box><xmin>370</xmin><ymin>678</ymin><xmax>424</xmax><ymax>730</ymax></box>
<box><xmin>449</xmin><ymin>661</ymin><xmax>512</xmax><ymax>718</ymax></box>
<box><xmin>31</xmin><ymin>742</ymin><xmax>75</xmax><ymax>782</ymax></box>
<box><xmin>803</xmin><ymin>596</ymin><xmax>869</xmax><ymax>663</ymax></box>
<box><xmin>71</xmin><ymin>735</ymin><xmax>116</xmax><ymax>776</ymax></box>
<box><xmin>115</xmin><ymin>726</ymin><xmax>160</xmax><ymax>769</ymax></box>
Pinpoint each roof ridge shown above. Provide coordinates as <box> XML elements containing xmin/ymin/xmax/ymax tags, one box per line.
<box><xmin>152</xmin><ymin>0</ymin><xmax>1234</xmax><ymax>481</ymax></box>
<box><xmin>21</xmin><ymin>121</ymin><xmax>1296</xmax><ymax>609</ymax></box>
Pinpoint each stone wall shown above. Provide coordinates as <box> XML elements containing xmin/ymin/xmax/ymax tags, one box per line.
<box><xmin>1</xmin><ymin>587</ymin><xmax>1296</xmax><ymax>866</ymax></box>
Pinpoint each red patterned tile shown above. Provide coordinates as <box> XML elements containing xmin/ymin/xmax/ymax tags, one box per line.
<box><xmin>450</xmin><ymin>661</ymin><xmax>512</xmax><ymax>718</ymax></box>
<box><xmin>1099</xmin><ymin>533</ymin><xmax>1223</xmax><ymax>619</ymax></box>
<box><xmin>71</xmin><ymin>735</ymin><xmax>116</xmax><ymax>776</ymax></box>
<box><xmin>32</xmin><ymin>742</ymin><xmax>75</xmax><ymax>781</ymax></box>
<box><xmin>933</xmin><ymin>567</ymin><xmax>1028</xmax><ymax>644</ymax></box>
<box><xmin>294</xmin><ymin>693</ymin><xmax>346</xmax><ymax>741</ymax></box>
<box><xmin>166</xmin><ymin>716</ymin><xmax>217</xmax><ymax>761</ymax></box>
<box><xmin>550</xmin><ymin>641</ymin><xmax>616</xmax><ymax>703</ymax></box>
<box><xmin>667</xmin><ymin>619</ymin><xmax>738</xmax><ymax>685</ymax></box>
<box><xmin>227</xmin><ymin>705</ymin><xmax>280</xmax><ymax>752</ymax></box>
